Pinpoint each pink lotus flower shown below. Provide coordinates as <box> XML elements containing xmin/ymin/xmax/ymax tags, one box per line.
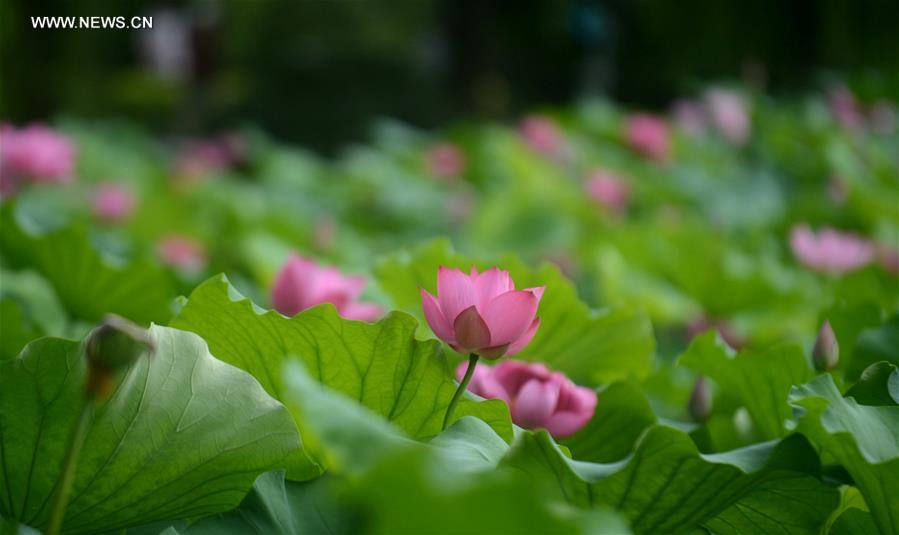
<box><xmin>426</xmin><ymin>143</ymin><xmax>466</xmax><ymax>178</ymax></box>
<box><xmin>704</xmin><ymin>89</ymin><xmax>751</xmax><ymax>146</ymax></box>
<box><xmin>421</xmin><ymin>266</ymin><xmax>544</xmax><ymax>359</ymax></box>
<box><xmin>272</xmin><ymin>253</ymin><xmax>382</xmax><ymax>322</ymax></box>
<box><xmin>624</xmin><ymin>114</ymin><xmax>670</xmax><ymax>162</ymax></box>
<box><xmin>0</xmin><ymin>123</ymin><xmax>75</xmax><ymax>195</ymax></box>
<box><xmin>790</xmin><ymin>224</ymin><xmax>874</xmax><ymax>275</ymax></box>
<box><xmin>519</xmin><ymin>115</ymin><xmax>564</xmax><ymax>157</ymax></box>
<box><xmin>157</xmin><ymin>235</ymin><xmax>207</xmax><ymax>273</ymax></box>
<box><xmin>585</xmin><ymin>170</ymin><xmax>631</xmax><ymax>213</ymax></box>
<box><xmin>91</xmin><ymin>183</ymin><xmax>135</xmax><ymax>223</ymax></box>
<box><xmin>457</xmin><ymin>360</ymin><xmax>596</xmax><ymax>437</ymax></box>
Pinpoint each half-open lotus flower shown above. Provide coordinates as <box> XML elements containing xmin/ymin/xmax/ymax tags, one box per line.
<box><xmin>458</xmin><ymin>359</ymin><xmax>596</xmax><ymax>437</ymax></box>
<box><xmin>421</xmin><ymin>266</ymin><xmax>544</xmax><ymax>359</ymax></box>
<box><xmin>272</xmin><ymin>253</ymin><xmax>382</xmax><ymax>322</ymax></box>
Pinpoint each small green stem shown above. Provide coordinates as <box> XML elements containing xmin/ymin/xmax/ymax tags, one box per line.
<box><xmin>443</xmin><ymin>353</ymin><xmax>479</xmax><ymax>430</ymax></box>
<box><xmin>46</xmin><ymin>394</ymin><xmax>94</xmax><ymax>535</ymax></box>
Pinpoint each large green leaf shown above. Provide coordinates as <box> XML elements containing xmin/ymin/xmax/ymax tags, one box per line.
<box><xmin>0</xmin><ymin>209</ymin><xmax>174</xmax><ymax>325</ymax></box>
<box><xmin>790</xmin><ymin>374</ymin><xmax>899</xmax><ymax>535</ymax></box>
<box><xmin>0</xmin><ymin>326</ymin><xmax>298</xmax><ymax>534</ymax></box>
<box><xmin>679</xmin><ymin>331</ymin><xmax>811</xmax><ymax>439</ymax></box>
<box><xmin>376</xmin><ymin>238</ymin><xmax>655</xmax><ymax>384</ymax></box>
<box><xmin>844</xmin><ymin>362</ymin><xmax>899</xmax><ymax>406</ymax></box>
<box><xmin>168</xmin><ymin>472</ymin><xmax>345</xmax><ymax>535</ymax></box>
<box><xmin>170</xmin><ymin>275</ymin><xmax>512</xmax><ymax>478</ymax></box>
<box><xmin>501</xmin><ymin>426</ymin><xmax>838</xmax><ymax>535</ymax></box>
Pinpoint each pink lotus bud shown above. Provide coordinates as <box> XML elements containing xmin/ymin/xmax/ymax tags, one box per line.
<box><xmin>272</xmin><ymin>253</ymin><xmax>382</xmax><ymax>322</ymax></box>
<box><xmin>519</xmin><ymin>115</ymin><xmax>564</xmax><ymax>157</ymax></box>
<box><xmin>157</xmin><ymin>234</ymin><xmax>207</xmax><ymax>273</ymax></box>
<box><xmin>688</xmin><ymin>376</ymin><xmax>712</xmax><ymax>422</ymax></box>
<box><xmin>812</xmin><ymin>320</ymin><xmax>839</xmax><ymax>372</ymax></box>
<box><xmin>421</xmin><ymin>266</ymin><xmax>543</xmax><ymax>359</ymax></box>
<box><xmin>704</xmin><ymin>89</ymin><xmax>751</xmax><ymax>145</ymax></box>
<box><xmin>426</xmin><ymin>143</ymin><xmax>466</xmax><ymax>178</ymax></box>
<box><xmin>585</xmin><ymin>170</ymin><xmax>631</xmax><ymax>213</ymax></box>
<box><xmin>828</xmin><ymin>85</ymin><xmax>865</xmax><ymax>130</ymax></box>
<box><xmin>457</xmin><ymin>359</ymin><xmax>596</xmax><ymax>437</ymax></box>
<box><xmin>789</xmin><ymin>224</ymin><xmax>875</xmax><ymax>275</ymax></box>
<box><xmin>91</xmin><ymin>183</ymin><xmax>135</xmax><ymax>223</ymax></box>
<box><xmin>624</xmin><ymin>114</ymin><xmax>670</xmax><ymax>162</ymax></box>
<box><xmin>0</xmin><ymin>123</ymin><xmax>75</xmax><ymax>195</ymax></box>
<box><xmin>670</xmin><ymin>99</ymin><xmax>708</xmax><ymax>137</ymax></box>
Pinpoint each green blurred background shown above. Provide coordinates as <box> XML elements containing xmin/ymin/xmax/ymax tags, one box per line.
<box><xmin>2</xmin><ymin>0</ymin><xmax>898</xmax><ymax>153</ymax></box>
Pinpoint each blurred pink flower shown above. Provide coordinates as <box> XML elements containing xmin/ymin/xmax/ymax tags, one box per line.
<box><xmin>828</xmin><ymin>86</ymin><xmax>865</xmax><ymax>130</ymax></box>
<box><xmin>458</xmin><ymin>359</ymin><xmax>596</xmax><ymax>437</ymax></box>
<box><xmin>790</xmin><ymin>224</ymin><xmax>874</xmax><ymax>274</ymax></box>
<box><xmin>421</xmin><ymin>266</ymin><xmax>544</xmax><ymax>359</ymax></box>
<box><xmin>174</xmin><ymin>134</ymin><xmax>246</xmax><ymax>180</ymax></box>
<box><xmin>519</xmin><ymin>115</ymin><xmax>564</xmax><ymax>157</ymax></box>
<box><xmin>585</xmin><ymin>170</ymin><xmax>631</xmax><ymax>213</ymax></box>
<box><xmin>0</xmin><ymin>123</ymin><xmax>75</xmax><ymax>194</ymax></box>
<box><xmin>272</xmin><ymin>253</ymin><xmax>382</xmax><ymax>322</ymax></box>
<box><xmin>625</xmin><ymin>114</ymin><xmax>670</xmax><ymax>162</ymax></box>
<box><xmin>157</xmin><ymin>235</ymin><xmax>207</xmax><ymax>273</ymax></box>
<box><xmin>671</xmin><ymin>99</ymin><xmax>708</xmax><ymax>137</ymax></box>
<box><xmin>705</xmin><ymin>89</ymin><xmax>751</xmax><ymax>145</ymax></box>
<box><xmin>426</xmin><ymin>142</ymin><xmax>466</xmax><ymax>178</ymax></box>
<box><xmin>91</xmin><ymin>183</ymin><xmax>135</xmax><ymax>223</ymax></box>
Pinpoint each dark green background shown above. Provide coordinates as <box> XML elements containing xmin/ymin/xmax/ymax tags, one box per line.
<box><xmin>2</xmin><ymin>0</ymin><xmax>898</xmax><ymax>153</ymax></box>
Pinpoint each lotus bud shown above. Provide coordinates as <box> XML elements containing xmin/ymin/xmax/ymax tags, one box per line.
<box><xmin>812</xmin><ymin>320</ymin><xmax>839</xmax><ymax>372</ymax></box>
<box><xmin>688</xmin><ymin>376</ymin><xmax>712</xmax><ymax>423</ymax></box>
<box><xmin>84</xmin><ymin>314</ymin><xmax>154</xmax><ymax>399</ymax></box>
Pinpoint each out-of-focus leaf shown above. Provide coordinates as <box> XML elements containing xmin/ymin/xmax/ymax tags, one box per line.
<box><xmin>171</xmin><ymin>275</ymin><xmax>512</xmax><ymax>479</ymax></box>
<box><xmin>376</xmin><ymin>239</ymin><xmax>655</xmax><ymax>383</ymax></box>
<box><xmin>845</xmin><ymin>314</ymin><xmax>899</xmax><ymax>381</ymax></box>
<box><xmin>844</xmin><ymin>362</ymin><xmax>899</xmax><ymax>406</ymax></box>
<box><xmin>171</xmin><ymin>472</ymin><xmax>345</xmax><ymax>535</ymax></box>
<box><xmin>0</xmin><ymin>208</ymin><xmax>173</xmax><ymax>325</ymax></box>
<box><xmin>501</xmin><ymin>426</ymin><xmax>837</xmax><ymax>535</ymax></box>
<box><xmin>790</xmin><ymin>374</ymin><xmax>899</xmax><ymax>534</ymax></box>
<box><xmin>0</xmin><ymin>326</ymin><xmax>298</xmax><ymax>534</ymax></box>
<box><xmin>679</xmin><ymin>331</ymin><xmax>811</xmax><ymax>439</ymax></box>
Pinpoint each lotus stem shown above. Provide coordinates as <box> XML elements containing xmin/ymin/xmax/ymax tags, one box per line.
<box><xmin>443</xmin><ymin>353</ymin><xmax>479</xmax><ymax>430</ymax></box>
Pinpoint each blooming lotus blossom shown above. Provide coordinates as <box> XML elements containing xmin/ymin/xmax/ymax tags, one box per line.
<box><xmin>704</xmin><ymin>89</ymin><xmax>751</xmax><ymax>145</ymax></box>
<box><xmin>0</xmin><ymin>123</ymin><xmax>75</xmax><ymax>195</ymax></box>
<box><xmin>585</xmin><ymin>170</ymin><xmax>630</xmax><ymax>213</ymax></box>
<box><xmin>426</xmin><ymin>143</ymin><xmax>465</xmax><ymax>178</ymax></box>
<box><xmin>157</xmin><ymin>235</ymin><xmax>207</xmax><ymax>273</ymax></box>
<box><xmin>91</xmin><ymin>183</ymin><xmax>135</xmax><ymax>223</ymax></box>
<box><xmin>519</xmin><ymin>115</ymin><xmax>564</xmax><ymax>158</ymax></box>
<box><xmin>790</xmin><ymin>224</ymin><xmax>874</xmax><ymax>275</ymax></box>
<box><xmin>457</xmin><ymin>360</ymin><xmax>596</xmax><ymax>437</ymax></box>
<box><xmin>624</xmin><ymin>114</ymin><xmax>670</xmax><ymax>162</ymax></box>
<box><xmin>272</xmin><ymin>253</ymin><xmax>382</xmax><ymax>322</ymax></box>
<box><xmin>421</xmin><ymin>266</ymin><xmax>543</xmax><ymax>359</ymax></box>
